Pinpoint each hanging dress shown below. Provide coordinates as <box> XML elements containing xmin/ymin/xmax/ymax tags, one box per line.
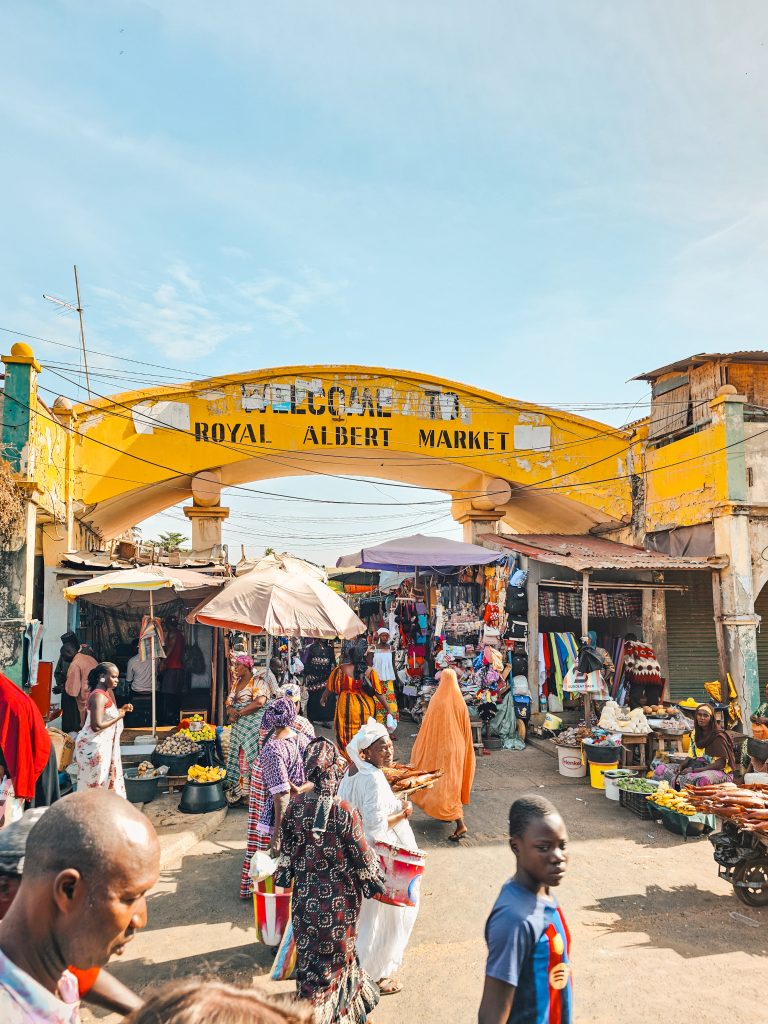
<box><xmin>74</xmin><ymin>689</ymin><xmax>125</xmax><ymax>798</ymax></box>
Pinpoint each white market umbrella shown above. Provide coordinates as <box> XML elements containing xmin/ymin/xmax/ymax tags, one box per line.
<box><xmin>188</xmin><ymin>563</ymin><xmax>366</xmax><ymax>640</ymax></box>
<box><xmin>236</xmin><ymin>551</ymin><xmax>328</xmax><ymax>582</ymax></box>
<box><xmin>64</xmin><ymin>566</ymin><xmax>225</xmax><ymax>735</ymax></box>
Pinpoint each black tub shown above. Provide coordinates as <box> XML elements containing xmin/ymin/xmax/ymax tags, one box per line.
<box><xmin>178</xmin><ymin>779</ymin><xmax>226</xmax><ymax>814</ymax></box>
<box><xmin>124</xmin><ymin>768</ymin><xmax>159</xmax><ymax>804</ymax></box>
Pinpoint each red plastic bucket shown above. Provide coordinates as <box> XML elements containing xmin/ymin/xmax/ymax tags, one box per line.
<box><xmin>373</xmin><ymin>841</ymin><xmax>426</xmax><ymax>907</ymax></box>
<box><xmin>253</xmin><ymin>878</ymin><xmax>292</xmax><ymax>946</ymax></box>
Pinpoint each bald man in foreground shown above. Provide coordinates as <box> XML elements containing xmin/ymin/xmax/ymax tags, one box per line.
<box><xmin>0</xmin><ymin>789</ymin><xmax>161</xmax><ymax>1024</ymax></box>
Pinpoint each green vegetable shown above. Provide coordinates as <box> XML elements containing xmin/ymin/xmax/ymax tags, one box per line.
<box><xmin>617</xmin><ymin>779</ymin><xmax>657</xmax><ymax>793</ymax></box>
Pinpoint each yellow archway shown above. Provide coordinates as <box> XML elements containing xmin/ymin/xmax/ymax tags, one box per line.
<box><xmin>64</xmin><ymin>365</ymin><xmax>635</xmax><ymax>539</ymax></box>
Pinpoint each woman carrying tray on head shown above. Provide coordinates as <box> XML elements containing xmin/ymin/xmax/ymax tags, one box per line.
<box><xmin>338</xmin><ymin>719</ymin><xmax>419</xmax><ymax>997</ymax></box>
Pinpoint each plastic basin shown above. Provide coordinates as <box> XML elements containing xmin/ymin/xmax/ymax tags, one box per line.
<box><xmin>124</xmin><ymin>769</ymin><xmax>159</xmax><ymax>805</ymax></box>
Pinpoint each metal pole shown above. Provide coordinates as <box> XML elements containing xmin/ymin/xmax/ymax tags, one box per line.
<box><xmin>581</xmin><ymin>571</ymin><xmax>592</xmax><ymax>726</ymax></box>
<box><xmin>73</xmin><ymin>265</ymin><xmax>92</xmax><ymax>398</ymax></box>
<box><xmin>149</xmin><ymin>590</ymin><xmax>156</xmax><ymax>738</ymax></box>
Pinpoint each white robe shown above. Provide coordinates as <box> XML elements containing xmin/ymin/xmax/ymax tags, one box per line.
<box><xmin>338</xmin><ymin>766</ymin><xmax>419</xmax><ymax>980</ymax></box>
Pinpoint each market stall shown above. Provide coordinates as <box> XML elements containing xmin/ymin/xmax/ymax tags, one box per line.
<box><xmin>336</xmin><ymin>534</ymin><xmax>530</xmax><ymax>746</ymax></box>
<box><xmin>63</xmin><ymin>566</ymin><xmax>226</xmax><ymax>735</ymax></box>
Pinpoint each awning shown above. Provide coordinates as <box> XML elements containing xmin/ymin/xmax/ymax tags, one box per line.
<box><xmin>480</xmin><ymin>533</ymin><xmax>727</xmax><ymax>573</ymax></box>
<box><xmin>337</xmin><ymin>533</ymin><xmax>502</xmax><ymax>572</ymax></box>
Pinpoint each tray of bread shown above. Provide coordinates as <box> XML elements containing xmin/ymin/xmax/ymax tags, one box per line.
<box><xmin>381</xmin><ymin>763</ymin><xmax>444</xmax><ymax>792</ymax></box>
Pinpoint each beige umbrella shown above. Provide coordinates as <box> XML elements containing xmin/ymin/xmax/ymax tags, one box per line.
<box><xmin>188</xmin><ymin>563</ymin><xmax>366</xmax><ymax>639</ymax></box>
<box><xmin>64</xmin><ymin>566</ymin><xmax>225</xmax><ymax>735</ymax></box>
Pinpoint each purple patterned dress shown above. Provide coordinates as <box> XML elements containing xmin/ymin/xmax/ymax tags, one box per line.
<box><xmin>256</xmin><ymin>730</ymin><xmax>312</xmax><ymax>839</ymax></box>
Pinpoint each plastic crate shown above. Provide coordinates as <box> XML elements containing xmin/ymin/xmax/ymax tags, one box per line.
<box><xmin>619</xmin><ymin>787</ymin><xmax>656</xmax><ymax>820</ymax></box>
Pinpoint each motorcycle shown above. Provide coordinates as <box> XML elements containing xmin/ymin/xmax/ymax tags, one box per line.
<box><xmin>709</xmin><ymin>819</ymin><xmax>768</xmax><ymax>907</ymax></box>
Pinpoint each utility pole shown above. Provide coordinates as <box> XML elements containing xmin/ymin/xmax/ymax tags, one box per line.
<box><xmin>43</xmin><ymin>264</ymin><xmax>92</xmax><ymax>398</ymax></box>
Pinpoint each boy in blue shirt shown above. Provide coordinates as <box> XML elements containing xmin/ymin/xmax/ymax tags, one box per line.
<box><xmin>478</xmin><ymin>796</ymin><xmax>572</xmax><ymax>1024</ymax></box>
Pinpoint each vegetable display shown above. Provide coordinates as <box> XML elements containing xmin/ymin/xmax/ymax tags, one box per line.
<box><xmin>617</xmin><ymin>778</ymin><xmax>657</xmax><ymax>794</ymax></box>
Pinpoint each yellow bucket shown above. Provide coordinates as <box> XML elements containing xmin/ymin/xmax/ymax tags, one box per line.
<box><xmin>589</xmin><ymin>761</ymin><xmax>618</xmax><ymax>790</ymax></box>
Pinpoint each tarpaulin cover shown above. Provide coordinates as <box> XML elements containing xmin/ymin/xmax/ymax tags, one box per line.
<box><xmin>336</xmin><ymin>533</ymin><xmax>502</xmax><ymax>572</ymax></box>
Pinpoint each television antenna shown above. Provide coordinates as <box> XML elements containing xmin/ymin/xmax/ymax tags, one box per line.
<box><xmin>43</xmin><ymin>265</ymin><xmax>91</xmax><ymax>397</ymax></box>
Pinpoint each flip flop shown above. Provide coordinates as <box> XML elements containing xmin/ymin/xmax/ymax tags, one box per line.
<box><xmin>448</xmin><ymin>829</ymin><xmax>468</xmax><ymax>842</ymax></box>
<box><xmin>379</xmin><ymin>979</ymin><xmax>402</xmax><ymax>995</ymax></box>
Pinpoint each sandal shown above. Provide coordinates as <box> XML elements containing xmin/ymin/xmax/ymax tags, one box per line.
<box><xmin>378</xmin><ymin>978</ymin><xmax>402</xmax><ymax>995</ymax></box>
<box><xmin>448</xmin><ymin>828</ymin><xmax>468</xmax><ymax>842</ymax></box>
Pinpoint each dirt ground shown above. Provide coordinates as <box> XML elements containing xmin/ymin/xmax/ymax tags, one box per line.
<box><xmin>83</xmin><ymin>732</ymin><xmax>766</xmax><ymax>1023</ymax></box>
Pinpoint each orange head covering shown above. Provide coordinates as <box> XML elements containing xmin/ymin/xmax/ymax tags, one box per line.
<box><xmin>409</xmin><ymin>669</ymin><xmax>476</xmax><ymax>821</ymax></box>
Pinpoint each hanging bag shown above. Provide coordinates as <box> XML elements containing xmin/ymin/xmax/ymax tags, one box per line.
<box><xmin>184</xmin><ymin>625</ymin><xmax>207</xmax><ymax>676</ymax></box>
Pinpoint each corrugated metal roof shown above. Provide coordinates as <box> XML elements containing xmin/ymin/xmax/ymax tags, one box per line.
<box><xmin>480</xmin><ymin>533</ymin><xmax>724</xmax><ymax>572</ymax></box>
<box><xmin>633</xmin><ymin>351</ymin><xmax>768</xmax><ymax>382</ymax></box>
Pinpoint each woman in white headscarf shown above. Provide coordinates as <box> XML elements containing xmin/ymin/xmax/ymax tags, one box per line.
<box><xmin>338</xmin><ymin>719</ymin><xmax>419</xmax><ymax>997</ymax></box>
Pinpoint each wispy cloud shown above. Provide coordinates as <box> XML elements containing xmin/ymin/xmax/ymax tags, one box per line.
<box><xmin>238</xmin><ymin>271</ymin><xmax>347</xmax><ymax>332</ymax></box>
<box><xmin>93</xmin><ymin>267</ymin><xmax>250</xmax><ymax>361</ymax></box>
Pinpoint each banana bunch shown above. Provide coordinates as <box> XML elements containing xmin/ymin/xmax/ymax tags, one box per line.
<box><xmin>648</xmin><ymin>788</ymin><xmax>696</xmax><ymax>816</ymax></box>
<box><xmin>187</xmin><ymin>765</ymin><xmax>225</xmax><ymax>783</ymax></box>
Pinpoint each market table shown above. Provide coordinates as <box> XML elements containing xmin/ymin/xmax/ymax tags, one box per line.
<box><xmin>649</xmin><ymin>730</ymin><xmax>687</xmax><ymax>759</ymax></box>
<box><xmin>620</xmin><ymin>733</ymin><xmax>648</xmax><ymax>772</ymax></box>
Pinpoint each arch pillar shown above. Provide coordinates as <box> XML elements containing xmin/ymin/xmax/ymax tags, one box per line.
<box><xmin>183</xmin><ymin>470</ymin><xmax>229</xmax><ymax>559</ymax></box>
<box><xmin>183</xmin><ymin>505</ymin><xmax>230</xmax><ymax>559</ymax></box>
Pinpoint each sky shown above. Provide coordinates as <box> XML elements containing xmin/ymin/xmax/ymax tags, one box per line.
<box><xmin>2</xmin><ymin>1</ymin><xmax>768</xmax><ymax>563</ymax></box>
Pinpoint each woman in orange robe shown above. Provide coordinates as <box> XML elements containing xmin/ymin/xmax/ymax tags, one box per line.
<box><xmin>409</xmin><ymin>668</ymin><xmax>476</xmax><ymax>841</ymax></box>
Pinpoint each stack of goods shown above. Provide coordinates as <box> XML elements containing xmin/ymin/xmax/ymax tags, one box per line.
<box><xmin>555</xmin><ymin>725</ymin><xmax>591</xmax><ymax>748</ymax></box>
<box><xmin>135</xmin><ymin>761</ymin><xmax>167</xmax><ymax>779</ymax></box>
<box><xmin>647</xmin><ymin>782</ymin><xmax>697</xmax><ymax>816</ymax></box>
<box><xmin>382</xmin><ymin>763</ymin><xmax>443</xmax><ymax>793</ymax></box>
<box><xmin>648</xmin><ymin>780</ymin><xmax>717</xmax><ymax>837</ymax></box>
<box><xmin>645</xmin><ymin>707</ymin><xmax>692</xmax><ymax>733</ymax></box>
<box><xmin>599</xmin><ymin>701</ymin><xmax>651</xmax><ymax>735</ymax></box>
<box><xmin>178</xmin><ymin>715</ymin><xmax>216</xmax><ymax>742</ymax></box>
<box><xmin>155</xmin><ymin>734</ymin><xmax>201</xmax><ymax>757</ymax></box>
<box><xmin>685</xmin><ymin>783</ymin><xmax>768</xmax><ymax>834</ymax></box>
<box><xmin>187</xmin><ymin>765</ymin><xmax>226</xmax><ymax>784</ymax></box>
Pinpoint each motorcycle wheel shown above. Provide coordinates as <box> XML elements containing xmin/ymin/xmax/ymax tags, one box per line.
<box><xmin>733</xmin><ymin>857</ymin><xmax>768</xmax><ymax>907</ymax></box>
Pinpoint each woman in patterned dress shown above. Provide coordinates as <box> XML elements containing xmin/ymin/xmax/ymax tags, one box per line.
<box><xmin>321</xmin><ymin>656</ymin><xmax>388</xmax><ymax>758</ymax></box>
<box><xmin>274</xmin><ymin>738</ymin><xmax>384</xmax><ymax>1024</ymax></box>
<box><xmin>225</xmin><ymin>654</ymin><xmax>270</xmax><ymax>800</ymax></box>
<box><xmin>74</xmin><ymin>664</ymin><xmax>131</xmax><ymax>798</ymax></box>
<box><xmin>239</xmin><ymin>695</ymin><xmax>311</xmax><ymax>899</ymax></box>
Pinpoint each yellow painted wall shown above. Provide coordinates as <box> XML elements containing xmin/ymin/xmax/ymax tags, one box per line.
<box><xmin>643</xmin><ymin>420</ymin><xmax>729</xmax><ymax>530</ymax></box>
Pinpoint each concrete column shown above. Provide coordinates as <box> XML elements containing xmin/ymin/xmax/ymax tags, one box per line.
<box><xmin>1</xmin><ymin>343</ymin><xmax>41</xmax><ymax>685</ymax></box>
<box><xmin>710</xmin><ymin>387</ymin><xmax>759</xmax><ymax>724</ymax></box>
<box><xmin>183</xmin><ymin>505</ymin><xmax>229</xmax><ymax>558</ymax></box>
<box><xmin>642</xmin><ymin>583</ymin><xmax>669</xmax><ymax>686</ymax></box>
<box><xmin>714</xmin><ymin>510</ymin><xmax>760</xmax><ymax>725</ymax></box>
<box><xmin>457</xmin><ymin>509</ymin><xmax>506</xmax><ymax>544</ymax></box>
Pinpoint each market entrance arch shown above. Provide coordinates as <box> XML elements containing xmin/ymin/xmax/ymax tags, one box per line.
<box><xmin>59</xmin><ymin>364</ymin><xmax>635</xmax><ymax>549</ymax></box>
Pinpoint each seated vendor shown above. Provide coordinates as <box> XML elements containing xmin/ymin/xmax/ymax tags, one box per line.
<box><xmin>740</xmin><ymin>681</ymin><xmax>768</xmax><ymax>774</ymax></box>
<box><xmin>654</xmin><ymin>703</ymin><xmax>736</xmax><ymax>788</ymax></box>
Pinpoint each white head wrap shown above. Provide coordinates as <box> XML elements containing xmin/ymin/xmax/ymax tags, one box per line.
<box><xmin>345</xmin><ymin>718</ymin><xmax>389</xmax><ymax>774</ymax></box>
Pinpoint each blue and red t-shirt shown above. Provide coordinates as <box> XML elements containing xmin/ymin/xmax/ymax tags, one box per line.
<box><xmin>484</xmin><ymin>879</ymin><xmax>573</xmax><ymax>1024</ymax></box>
